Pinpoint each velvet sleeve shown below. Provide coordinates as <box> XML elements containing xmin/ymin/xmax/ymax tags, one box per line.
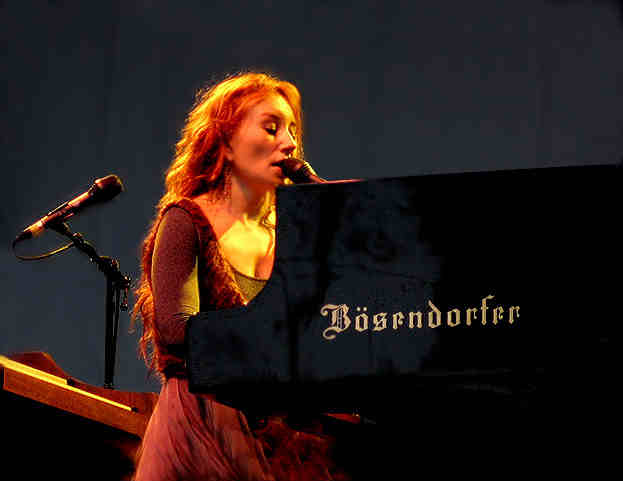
<box><xmin>151</xmin><ymin>206</ymin><xmax>200</xmax><ymax>347</ymax></box>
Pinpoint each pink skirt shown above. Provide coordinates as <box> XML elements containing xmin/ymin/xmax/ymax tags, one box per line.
<box><xmin>134</xmin><ymin>377</ymin><xmax>274</xmax><ymax>481</ymax></box>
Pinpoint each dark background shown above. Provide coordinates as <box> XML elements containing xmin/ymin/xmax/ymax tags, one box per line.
<box><xmin>2</xmin><ymin>0</ymin><xmax>621</xmax><ymax>394</ymax></box>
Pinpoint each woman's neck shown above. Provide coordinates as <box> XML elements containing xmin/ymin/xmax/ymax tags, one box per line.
<box><xmin>226</xmin><ymin>176</ymin><xmax>274</xmax><ymax>225</ymax></box>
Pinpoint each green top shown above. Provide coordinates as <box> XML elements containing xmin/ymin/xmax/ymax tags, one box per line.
<box><xmin>229</xmin><ymin>264</ymin><xmax>267</xmax><ymax>302</ymax></box>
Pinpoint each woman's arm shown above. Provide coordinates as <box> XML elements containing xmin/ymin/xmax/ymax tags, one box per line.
<box><xmin>151</xmin><ymin>206</ymin><xmax>200</xmax><ymax>346</ymax></box>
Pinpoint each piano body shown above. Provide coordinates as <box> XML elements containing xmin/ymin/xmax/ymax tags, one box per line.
<box><xmin>187</xmin><ymin>164</ymin><xmax>619</xmax><ymax>477</ymax></box>
<box><xmin>2</xmin><ymin>165</ymin><xmax>617</xmax><ymax>479</ymax></box>
<box><xmin>0</xmin><ymin>351</ymin><xmax>157</xmax><ymax>480</ymax></box>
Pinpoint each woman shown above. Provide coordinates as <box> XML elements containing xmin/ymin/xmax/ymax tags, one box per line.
<box><xmin>132</xmin><ymin>72</ymin><xmax>343</xmax><ymax>481</ymax></box>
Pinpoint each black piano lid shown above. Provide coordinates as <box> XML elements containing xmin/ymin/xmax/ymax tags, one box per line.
<box><xmin>187</xmin><ymin>164</ymin><xmax>619</xmax><ymax>423</ymax></box>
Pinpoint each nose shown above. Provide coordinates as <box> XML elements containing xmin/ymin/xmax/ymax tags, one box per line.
<box><xmin>280</xmin><ymin>129</ymin><xmax>297</xmax><ymax>157</ymax></box>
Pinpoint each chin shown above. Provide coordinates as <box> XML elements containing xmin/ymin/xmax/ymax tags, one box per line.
<box><xmin>251</xmin><ymin>177</ymin><xmax>282</xmax><ymax>192</ymax></box>
<box><xmin>268</xmin><ymin>173</ymin><xmax>286</xmax><ymax>187</ymax></box>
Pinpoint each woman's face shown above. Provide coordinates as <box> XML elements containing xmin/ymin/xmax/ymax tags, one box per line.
<box><xmin>226</xmin><ymin>94</ymin><xmax>298</xmax><ymax>190</ymax></box>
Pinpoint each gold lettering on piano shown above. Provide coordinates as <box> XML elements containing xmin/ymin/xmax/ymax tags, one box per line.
<box><xmin>508</xmin><ymin>306</ymin><xmax>520</xmax><ymax>324</ymax></box>
<box><xmin>428</xmin><ymin>300</ymin><xmax>441</xmax><ymax>328</ymax></box>
<box><xmin>355</xmin><ymin>307</ymin><xmax>368</xmax><ymax>332</ymax></box>
<box><xmin>447</xmin><ymin>308</ymin><xmax>461</xmax><ymax>327</ymax></box>
<box><xmin>409</xmin><ymin>311</ymin><xmax>423</xmax><ymax>329</ymax></box>
<box><xmin>392</xmin><ymin>311</ymin><xmax>405</xmax><ymax>329</ymax></box>
<box><xmin>481</xmin><ymin>294</ymin><xmax>494</xmax><ymax>325</ymax></box>
<box><xmin>320</xmin><ymin>304</ymin><xmax>351</xmax><ymax>340</ymax></box>
<box><xmin>466</xmin><ymin>307</ymin><xmax>478</xmax><ymax>326</ymax></box>
<box><xmin>372</xmin><ymin>312</ymin><xmax>387</xmax><ymax>331</ymax></box>
<box><xmin>321</xmin><ymin>294</ymin><xmax>520</xmax><ymax>340</ymax></box>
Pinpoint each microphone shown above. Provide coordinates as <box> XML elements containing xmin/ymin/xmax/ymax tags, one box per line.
<box><xmin>280</xmin><ymin>157</ymin><xmax>326</xmax><ymax>184</ymax></box>
<box><xmin>14</xmin><ymin>174</ymin><xmax>124</xmax><ymax>244</ymax></box>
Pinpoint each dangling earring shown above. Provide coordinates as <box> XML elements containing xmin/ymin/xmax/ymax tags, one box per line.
<box><xmin>221</xmin><ymin>160</ymin><xmax>232</xmax><ymax>198</ymax></box>
<box><xmin>206</xmin><ymin>158</ymin><xmax>232</xmax><ymax>202</ymax></box>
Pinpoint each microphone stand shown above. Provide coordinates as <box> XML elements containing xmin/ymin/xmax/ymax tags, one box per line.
<box><xmin>52</xmin><ymin>222</ymin><xmax>131</xmax><ymax>389</ymax></box>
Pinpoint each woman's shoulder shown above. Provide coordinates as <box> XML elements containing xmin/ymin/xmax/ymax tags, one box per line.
<box><xmin>159</xmin><ymin>204</ymin><xmax>193</xmax><ymax>229</ymax></box>
<box><xmin>160</xmin><ymin>197</ymin><xmax>214</xmax><ymax>231</ymax></box>
<box><xmin>161</xmin><ymin>198</ymin><xmax>200</xmax><ymax>219</ymax></box>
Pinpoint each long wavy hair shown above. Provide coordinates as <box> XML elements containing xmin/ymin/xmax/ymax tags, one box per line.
<box><xmin>132</xmin><ymin>72</ymin><xmax>303</xmax><ymax>374</ymax></box>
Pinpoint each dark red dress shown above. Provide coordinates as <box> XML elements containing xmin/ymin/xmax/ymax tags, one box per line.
<box><xmin>134</xmin><ymin>199</ymin><xmax>340</xmax><ymax>481</ymax></box>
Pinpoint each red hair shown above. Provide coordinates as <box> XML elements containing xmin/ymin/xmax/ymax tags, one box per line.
<box><xmin>132</xmin><ymin>72</ymin><xmax>303</xmax><ymax>375</ymax></box>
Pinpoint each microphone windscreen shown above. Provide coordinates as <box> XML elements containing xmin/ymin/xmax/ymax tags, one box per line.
<box><xmin>93</xmin><ymin>175</ymin><xmax>124</xmax><ymax>202</ymax></box>
<box><xmin>280</xmin><ymin>157</ymin><xmax>319</xmax><ymax>183</ymax></box>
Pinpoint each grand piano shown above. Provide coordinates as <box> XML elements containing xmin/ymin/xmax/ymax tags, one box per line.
<box><xmin>186</xmin><ymin>164</ymin><xmax>619</xmax><ymax>477</ymax></box>
<box><xmin>3</xmin><ymin>164</ymin><xmax>618</xmax><ymax>479</ymax></box>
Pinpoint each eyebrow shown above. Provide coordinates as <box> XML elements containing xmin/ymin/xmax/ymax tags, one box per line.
<box><xmin>260</xmin><ymin>112</ymin><xmax>297</xmax><ymax>127</ymax></box>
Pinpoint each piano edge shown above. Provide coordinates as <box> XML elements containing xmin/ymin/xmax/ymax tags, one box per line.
<box><xmin>0</xmin><ymin>352</ymin><xmax>158</xmax><ymax>439</ymax></box>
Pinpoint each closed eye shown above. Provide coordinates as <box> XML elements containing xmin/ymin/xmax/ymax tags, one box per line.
<box><xmin>264</xmin><ymin>121</ymin><xmax>278</xmax><ymax>136</ymax></box>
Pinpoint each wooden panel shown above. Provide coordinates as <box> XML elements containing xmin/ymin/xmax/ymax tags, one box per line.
<box><xmin>0</xmin><ymin>353</ymin><xmax>157</xmax><ymax>438</ymax></box>
<box><xmin>2</xmin><ymin>367</ymin><xmax>145</xmax><ymax>437</ymax></box>
<box><xmin>0</xmin><ymin>352</ymin><xmax>160</xmax><ymax>480</ymax></box>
